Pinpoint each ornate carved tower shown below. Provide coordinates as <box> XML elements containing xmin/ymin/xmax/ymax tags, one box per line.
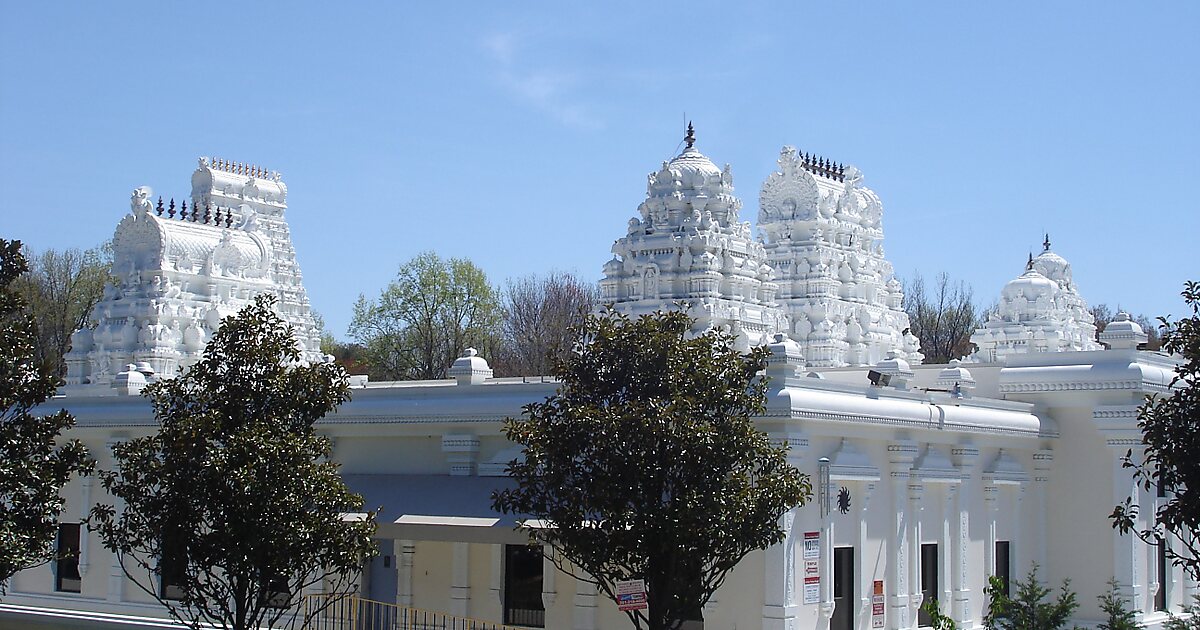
<box><xmin>757</xmin><ymin>147</ymin><xmax>921</xmax><ymax>367</ymax></box>
<box><xmin>600</xmin><ymin>125</ymin><xmax>789</xmax><ymax>349</ymax></box>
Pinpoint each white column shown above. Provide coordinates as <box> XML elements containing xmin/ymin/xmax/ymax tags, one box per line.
<box><xmin>1011</xmin><ymin>485</ymin><xmax>1026</xmax><ymax>576</ymax></box>
<box><xmin>397</xmin><ymin>540</ymin><xmax>415</xmax><ymax>607</ymax></box>
<box><xmin>105</xmin><ymin>439</ymin><xmax>124</xmax><ymax>603</ymax></box>
<box><xmin>821</xmin><ymin>508</ymin><xmax>836</xmax><ymax>623</ymax></box>
<box><xmin>888</xmin><ymin>442</ymin><xmax>917</xmax><ymax>630</ymax></box>
<box><xmin>1109</xmin><ymin>443</ymin><xmax>1146</xmax><ymax>620</ymax></box>
<box><xmin>941</xmin><ymin>485</ymin><xmax>956</xmax><ymax>610</ymax></box>
<box><xmin>573</xmin><ymin>573</ymin><xmax>599</xmax><ymax>630</ymax></box>
<box><xmin>951</xmin><ymin>446</ymin><xmax>978</xmax><ymax>629</ymax></box>
<box><xmin>490</xmin><ymin>544</ymin><xmax>503</xmax><ymax>607</ymax></box>
<box><xmin>858</xmin><ymin>482</ymin><xmax>877</xmax><ymax>630</ymax></box>
<box><xmin>984</xmin><ymin>485</ymin><xmax>999</xmax><ymax>581</ymax></box>
<box><xmin>909</xmin><ymin>483</ymin><xmax>926</xmax><ymax>625</ymax></box>
<box><xmin>79</xmin><ymin>476</ymin><xmax>93</xmax><ymax>578</ymax></box>
<box><xmin>1032</xmin><ymin>451</ymin><xmax>1053</xmax><ymax>570</ymax></box>
<box><xmin>763</xmin><ymin>507</ymin><xmax>799</xmax><ymax>630</ymax></box>
<box><xmin>542</xmin><ymin>546</ymin><xmax>558</xmax><ymax>611</ymax></box>
<box><xmin>450</xmin><ymin>542</ymin><xmax>470</xmax><ymax>616</ymax></box>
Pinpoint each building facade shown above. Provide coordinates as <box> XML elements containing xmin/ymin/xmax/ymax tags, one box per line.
<box><xmin>0</xmin><ymin>136</ymin><xmax>1193</xmax><ymax>630</ymax></box>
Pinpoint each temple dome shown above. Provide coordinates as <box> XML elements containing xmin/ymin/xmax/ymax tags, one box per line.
<box><xmin>665</xmin><ymin>146</ymin><xmax>722</xmax><ymax>178</ymax></box>
<box><xmin>1001</xmin><ymin>268</ymin><xmax>1058</xmax><ymax>303</ymax></box>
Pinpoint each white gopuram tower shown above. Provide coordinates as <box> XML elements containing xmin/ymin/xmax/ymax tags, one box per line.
<box><xmin>600</xmin><ymin>124</ymin><xmax>789</xmax><ymax>350</ymax></box>
<box><xmin>969</xmin><ymin>237</ymin><xmax>1102</xmax><ymax>362</ymax></box>
<box><xmin>757</xmin><ymin>146</ymin><xmax>921</xmax><ymax>367</ymax></box>
<box><xmin>64</xmin><ymin>157</ymin><xmax>325</xmax><ymax>388</ymax></box>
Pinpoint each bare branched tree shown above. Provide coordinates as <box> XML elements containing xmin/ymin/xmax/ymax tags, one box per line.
<box><xmin>903</xmin><ymin>272</ymin><xmax>980</xmax><ymax>363</ymax></box>
<box><xmin>493</xmin><ymin>272</ymin><xmax>598</xmax><ymax>377</ymax></box>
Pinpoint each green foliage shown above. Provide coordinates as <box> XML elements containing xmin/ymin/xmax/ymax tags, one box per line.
<box><xmin>349</xmin><ymin>251</ymin><xmax>500</xmax><ymax>380</ymax></box>
<box><xmin>493</xmin><ymin>308</ymin><xmax>812</xmax><ymax>630</ymax></box>
<box><xmin>0</xmin><ymin>239</ymin><xmax>94</xmax><ymax>591</ymax></box>
<box><xmin>921</xmin><ymin>597</ymin><xmax>958</xmax><ymax>630</ymax></box>
<box><xmin>1111</xmin><ymin>280</ymin><xmax>1200</xmax><ymax>582</ymax></box>
<box><xmin>90</xmin><ymin>294</ymin><xmax>376</xmax><ymax>630</ymax></box>
<box><xmin>1096</xmin><ymin>578</ymin><xmax>1138</xmax><ymax>630</ymax></box>
<box><xmin>1164</xmin><ymin>595</ymin><xmax>1200</xmax><ymax>630</ymax></box>
<box><xmin>984</xmin><ymin>566</ymin><xmax>1079</xmax><ymax>630</ymax></box>
<box><xmin>11</xmin><ymin>242</ymin><xmax>112</xmax><ymax>376</ymax></box>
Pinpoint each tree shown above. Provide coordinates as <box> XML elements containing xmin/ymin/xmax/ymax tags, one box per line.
<box><xmin>349</xmin><ymin>251</ymin><xmax>500</xmax><ymax>380</ymax></box>
<box><xmin>1090</xmin><ymin>304</ymin><xmax>1162</xmax><ymax>351</ymax></box>
<box><xmin>494</xmin><ymin>271</ymin><xmax>598</xmax><ymax>377</ymax></box>
<box><xmin>11</xmin><ymin>243</ymin><xmax>112</xmax><ymax>376</ymax></box>
<box><xmin>1096</xmin><ymin>578</ymin><xmax>1137</xmax><ymax>630</ymax></box>
<box><xmin>920</xmin><ymin>597</ymin><xmax>958</xmax><ymax>630</ymax></box>
<box><xmin>983</xmin><ymin>566</ymin><xmax>1079</xmax><ymax>630</ymax></box>
<box><xmin>0</xmin><ymin>239</ymin><xmax>93</xmax><ymax>592</ymax></box>
<box><xmin>1111</xmin><ymin>280</ymin><xmax>1200</xmax><ymax>582</ymax></box>
<box><xmin>903</xmin><ymin>272</ymin><xmax>980</xmax><ymax>363</ymax></box>
<box><xmin>90</xmin><ymin>294</ymin><xmax>376</xmax><ymax>630</ymax></box>
<box><xmin>493</xmin><ymin>308</ymin><xmax>811</xmax><ymax>630</ymax></box>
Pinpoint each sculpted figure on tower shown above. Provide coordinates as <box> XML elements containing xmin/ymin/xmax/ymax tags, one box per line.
<box><xmin>758</xmin><ymin>146</ymin><xmax>920</xmax><ymax>367</ymax></box>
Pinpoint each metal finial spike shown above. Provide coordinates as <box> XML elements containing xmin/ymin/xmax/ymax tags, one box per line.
<box><xmin>203</xmin><ymin>201</ymin><xmax>212</xmax><ymax>224</ymax></box>
<box><xmin>685</xmin><ymin>121</ymin><xmax>695</xmax><ymax>149</ymax></box>
<box><xmin>167</xmin><ymin>198</ymin><xmax>176</xmax><ymax>219</ymax></box>
<box><xmin>1027</xmin><ymin>252</ymin><xmax>1034</xmax><ymax>270</ymax></box>
<box><xmin>155</xmin><ymin>197</ymin><xmax>164</xmax><ymax>216</ymax></box>
<box><xmin>1043</xmin><ymin>233</ymin><xmax>1051</xmax><ymax>251</ymax></box>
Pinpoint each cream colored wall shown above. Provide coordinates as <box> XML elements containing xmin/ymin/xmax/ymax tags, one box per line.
<box><xmin>411</xmin><ymin>540</ymin><xmax>452</xmax><ymax>614</ymax></box>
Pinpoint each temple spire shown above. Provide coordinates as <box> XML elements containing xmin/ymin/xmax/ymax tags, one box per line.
<box><xmin>685</xmin><ymin>121</ymin><xmax>695</xmax><ymax>149</ymax></box>
<box><xmin>1027</xmin><ymin>252</ymin><xmax>1034</xmax><ymax>270</ymax></box>
<box><xmin>1043</xmin><ymin>233</ymin><xmax>1051</xmax><ymax>251</ymax></box>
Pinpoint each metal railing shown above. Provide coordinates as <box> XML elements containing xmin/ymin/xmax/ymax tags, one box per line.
<box><xmin>304</xmin><ymin>594</ymin><xmax>529</xmax><ymax>630</ymax></box>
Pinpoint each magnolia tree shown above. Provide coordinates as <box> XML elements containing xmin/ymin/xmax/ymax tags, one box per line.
<box><xmin>0</xmin><ymin>239</ymin><xmax>93</xmax><ymax>592</ymax></box>
<box><xmin>91</xmin><ymin>295</ymin><xmax>376</xmax><ymax>630</ymax></box>
<box><xmin>494</xmin><ymin>308</ymin><xmax>811</xmax><ymax>630</ymax></box>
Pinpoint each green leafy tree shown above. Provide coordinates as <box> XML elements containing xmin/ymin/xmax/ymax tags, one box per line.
<box><xmin>1096</xmin><ymin>578</ymin><xmax>1137</xmax><ymax>630</ymax></box>
<box><xmin>90</xmin><ymin>294</ymin><xmax>376</xmax><ymax>630</ymax></box>
<box><xmin>349</xmin><ymin>251</ymin><xmax>500</xmax><ymax>380</ymax></box>
<box><xmin>0</xmin><ymin>239</ymin><xmax>93</xmax><ymax>592</ymax></box>
<box><xmin>12</xmin><ymin>243</ymin><xmax>113</xmax><ymax>376</ymax></box>
<box><xmin>984</xmin><ymin>566</ymin><xmax>1079</xmax><ymax>630</ymax></box>
<box><xmin>493</xmin><ymin>308</ymin><xmax>811</xmax><ymax>630</ymax></box>
<box><xmin>1111</xmin><ymin>280</ymin><xmax>1200</xmax><ymax>581</ymax></box>
<box><xmin>920</xmin><ymin>597</ymin><xmax>958</xmax><ymax>630</ymax></box>
<box><xmin>1164</xmin><ymin>595</ymin><xmax>1200</xmax><ymax>630</ymax></box>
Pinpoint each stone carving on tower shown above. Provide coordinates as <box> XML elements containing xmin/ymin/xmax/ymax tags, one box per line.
<box><xmin>599</xmin><ymin>124</ymin><xmax>789</xmax><ymax>350</ymax></box>
<box><xmin>64</xmin><ymin>157</ymin><xmax>326</xmax><ymax>389</ymax></box>
<box><xmin>757</xmin><ymin>146</ymin><xmax>921</xmax><ymax>367</ymax></box>
<box><xmin>968</xmin><ymin>237</ymin><xmax>1101</xmax><ymax>363</ymax></box>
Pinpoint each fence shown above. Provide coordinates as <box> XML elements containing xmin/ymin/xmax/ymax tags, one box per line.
<box><xmin>303</xmin><ymin>594</ymin><xmax>530</xmax><ymax>630</ymax></box>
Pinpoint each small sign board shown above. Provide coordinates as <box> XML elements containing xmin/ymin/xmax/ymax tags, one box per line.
<box><xmin>616</xmin><ymin>579</ymin><xmax>648</xmax><ymax>612</ymax></box>
<box><xmin>803</xmin><ymin>531</ymin><xmax>820</xmax><ymax>559</ymax></box>
<box><xmin>872</xmin><ymin>580</ymin><xmax>885</xmax><ymax>628</ymax></box>
<box><xmin>803</xmin><ymin>576</ymin><xmax>820</xmax><ymax>604</ymax></box>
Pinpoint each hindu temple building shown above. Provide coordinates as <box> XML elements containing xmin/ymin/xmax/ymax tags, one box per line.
<box><xmin>969</xmin><ymin>237</ymin><xmax>1102</xmax><ymax>362</ymax></box>
<box><xmin>62</xmin><ymin>157</ymin><xmax>325</xmax><ymax>390</ymax></box>
<box><xmin>758</xmin><ymin>146</ymin><xmax>922</xmax><ymax>368</ymax></box>
<box><xmin>2</xmin><ymin>135</ymin><xmax>1191</xmax><ymax>630</ymax></box>
<box><xmin>600</xmin><ymin>123</ymin><xmax>789</xmax><ymax>350</ymax></box>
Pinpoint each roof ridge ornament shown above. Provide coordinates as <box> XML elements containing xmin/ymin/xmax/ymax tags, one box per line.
<box><xmin>1027</xmin><ymin>252</ymin><xmax>1034</xmax><ymax>271</ymax></box>
<box><xmin>685</xmin><ymin>121</ymin><xmax>695</xmax><ymax>149</ymax></box>
<box><xmin>1043</xmin><ymin>233</ymin><xmax>1051</xmax><ymax>251</ymax></box>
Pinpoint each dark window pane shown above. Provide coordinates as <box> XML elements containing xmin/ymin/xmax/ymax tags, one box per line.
<box><xmin>160</xmin><ymin>532</ymin><xmax>187</xmax><ymax>601</ymax></box>
<box><xmin>996</xmin><ymin>541</ymin><xmax>1011</xmax><ymax>597</ymax></box>
<box><xmin>504</xmin><ymin>545</ymin><xmax>545</xmax><ymax>627</ymax></box>
<box><xmin>55</xmin><ymin>523</ymin><xmax>81</xmax><ymax>593</ymax></box>
<box><xmin>832</xmin><ymin>547</ymin><xmax>855</xmax><ymax>630</ymax></box>
<box><xmin>1156</xmin><ymin>543</ymin><xmax>1167</xmax><ymax>611</ymax></box>
<box><xmin>919</xmin><ymin>543</ymin><xmax>938</xmax><ymax>627</ymax></box>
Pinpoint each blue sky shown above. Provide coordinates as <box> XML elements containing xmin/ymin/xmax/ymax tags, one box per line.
<box><xmin>2</xmin><ymin>2</ymin><xmax>1197</xmax><ymax>339</ymax></box>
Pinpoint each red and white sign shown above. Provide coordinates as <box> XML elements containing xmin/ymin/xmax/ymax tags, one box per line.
<box><xmin>872</xmin><ymin>580</ymin><xmax>885</xmax><ymax>628</ymax></box>
<box><xmin>616</xmin><ymin>579</ymin><xmax>648</xmax><ymax>612</ymax></box>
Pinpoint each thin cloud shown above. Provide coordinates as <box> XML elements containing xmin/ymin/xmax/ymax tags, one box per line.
<box><xmin>481</xmin><ymin>31</ymin><xmax>601</xmax><ymax>130</ymax></box>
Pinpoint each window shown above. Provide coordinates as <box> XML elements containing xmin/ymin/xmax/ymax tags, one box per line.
<box><xmin>1155</xmin><ymin>542</ymin><xmax>1167</xmax><ymax>612</ymax></box>
<box><xmin>919</xmin><ymin>543</ymin><xmax>939</xmax><ymax>627</ymax></box>
<box><xmin>55</xmin><ymin>523</ymin><xmax>82</xmax><ymax>593</ymax></box>
<box><xmin>260</xmin><ymin>572</ymin><xmax>290</xmax><ymax>609</ymax></box>
<box><xmin>160</xmin><ymin>533</ymin><xmax>187</xmax><ymax>601</ymax></box>
<box><xmin>995</xmin><ymin>541</ymin><xmax>1011</xmax><ymax>597</ymax></box>
<box><xmin>504</xmin><ymin>545</ymin><xmax>545</xmax><ymax>627</ymax></box>
<box><xmin>831</xmin><ymin>547</ymin><xmax>855</xmax><ymax>630</ymax></box>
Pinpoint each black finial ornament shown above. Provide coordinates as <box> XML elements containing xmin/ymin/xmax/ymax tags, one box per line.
<box><xmin>203</xmin><ymin>202</ymin><xmax>212</xmax><ymax>224</ymax></box>
<box><xmin>1043</xmin><ymin>233</ymin><xmax>1051</xmax><ymax>251</ymax></box>
<box><xmin>155</xmin><ymin>197</ymin><xmax>164</xmax><ymax>216</ymax></box>
<box><xmin>167</xmin><ymin>199</ymin><xmax>176</xmax><ymax>219</ymax></box>
<box><xmin>685</xmin><ymin>121</ymin><xmax>695</xmax><ymax>149</ymax></box>
<box><xmin>1027</xmin><ymin>252</ymin><xmax>1034</xmax><ymax>270</ymax></box>
<box><xmin>225</xmin><ymin>210</ymin><xmax>233</xmax><ymax>228</ymax></box>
